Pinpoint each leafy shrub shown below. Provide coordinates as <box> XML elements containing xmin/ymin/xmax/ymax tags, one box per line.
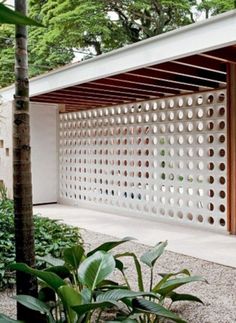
<box><xmin>0</xmin><ymin>197</ymin><xmax>82</xmax><ymax>289</ymax></box>
<box><xmin>9</xmin><ymin>238</ymin><xmax>206</xmax><ymax>323</ymax></box>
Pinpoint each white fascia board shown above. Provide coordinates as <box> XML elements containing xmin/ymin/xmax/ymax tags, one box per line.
<box><xmin>1</xmin><ymin>9</ymin><xmax>236</xmax><ymax>102</ymax></box>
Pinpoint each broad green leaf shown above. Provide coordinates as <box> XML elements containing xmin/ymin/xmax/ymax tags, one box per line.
<box><xmin>87</xmin><ymin>237</ymin><xmax>134</xmax><ymax>257</ymax></box>
<box><xmin>158</xmin><ymin>269</ymin><xmax>191</xmax><ymax>278</ymax></box>
<box><xmin>0</xmin><ymin>314</ymin><xmax>23</xmax><ymax>323</ymax></box>
<box><xmin>97</xmin><ymin>289</ymin><xmax>159</xmax><ymax>302</ymax></box>
<box><xmin>45</xmin><ymin>265</ymin><xmax>71</xmax><ymax>279</ymax></box>
<box><xmin>14</xmin><ymin>295</ymin><xmax>55</xmax><ymax>323</ymax></box>
<box><xmin>116</xmin><ymin>252</ymin><xmax>144</xmax><ymax>291</ymax></box>
<box><xmin>132</xmin><ymin>298</ymin><xmax>186</xmax><ymax>323</ymax></box>
<box><xmin>169</xmin><ymin>292</ymin><xmax>204</xmax><ymax>304</ymax></box>
<box><xmin>115</xmin><ymin>259</ymin><xmax>124</xmax><ymax>271</ymax></box>
<box><xmin>58</xmin><ymin>285</ymin><xmax>82</xmax><ymax>306</ymax></box>
<box><xmin>97</xmin><ymin>279</ymin><xmax>119</xmax><ymax>288</ymax></box>
<box><xmin>58</xmin><ymin>285</ymin><xmax>82</xmax><ymax>322</ymax></box>
<box><xmin>37</xmin><ymin>254</ymin><xmax>64</xmax><ymax>267</ymax></box>
<box><xmin>10</xmin><ymin>263</ymin><xmax>66</xmax><ymax>291</ymax></box>
<box><xmin>81</xmin><ymin>288</ymin><xmax>92</xmax><ymax>304</ymax></box>
<box><xmin>152</xmin><ymin>269</ymin><xmax>191</xmax><ymax>292</ymax></box>
<box><xmin>157</xmin><ymin>276</ymin><xmax>206</xmax><ymax>296</ymax></box>
<box><xmin>72</xmin><ymin>300</ymin><xmax>120</xmax><ymax>316</ymax></box>
<box><xmin>38</xmin><ymin>287</ymin><xmax>56</xmax><ymax>303</ymax></box>
<box><xmin>78</xmin><ymin>251</ymin><xmax>115</xmax><ymax>290</ymax></box>
<box><xmin>0</xmin><ymin>3</ymin><xmax>43</xmax><ymax>26</ymax></box>
<box><xmin>63</xmin><ymin>245</ymin><xmax>85</xmax><ymax>271</ymax></box>
<box><xmin>140</xmin><ymin>241</ymin><xmax>167</xmax><ymax>268</ymax></box>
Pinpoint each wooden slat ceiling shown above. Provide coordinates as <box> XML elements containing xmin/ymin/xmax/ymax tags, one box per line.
<box><xmin>31</xmin><ymin>46</ymin><xmax>235</xmax><ymax>112</ymax></box>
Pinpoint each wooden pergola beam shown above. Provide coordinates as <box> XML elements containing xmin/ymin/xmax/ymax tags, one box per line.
<box><xmin>176</xmin><ymin>55</ymin><xmax>226</xmax><ymax>73</ymax></box>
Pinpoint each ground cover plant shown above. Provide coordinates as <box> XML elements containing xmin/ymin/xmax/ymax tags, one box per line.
<box><xmin>0</xmin><ymin>188</ymin><xmax>82</xmax><ymax>289</ymax></box>
<box><xmin>4</xmin><ymin>238</ymin><xmax>206</xmax><ymax>323</ymax></box>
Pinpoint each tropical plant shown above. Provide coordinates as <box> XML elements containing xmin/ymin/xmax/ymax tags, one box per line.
<box><xmin>0</xmin><ymin>197</ymin><xmax>82</xmax><ymax>290</ymax></box>
<box><xmin>6</xmin><ymin>238</ymin><xmax>206</xmax><ymax>323</ymax></box>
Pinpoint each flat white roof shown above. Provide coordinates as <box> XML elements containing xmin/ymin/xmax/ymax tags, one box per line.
<box><xmin>1</xmin><ymin>9</ymin><xmax>236</xmax><ymax>102</ymax></box>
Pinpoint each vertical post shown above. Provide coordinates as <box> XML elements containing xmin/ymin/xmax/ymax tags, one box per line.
<box><xmin>227</xmin><ymin>64</ymin><xmax>236</xmax><ymax>234</ymax></box>
<box><xmin>14</xmin><ymin>0</ymin><xmax>38</xmax><ymax>321</ymax></box>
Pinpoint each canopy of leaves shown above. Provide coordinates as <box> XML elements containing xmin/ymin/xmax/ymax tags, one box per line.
<box><xmin>0</xmin><ymin>0</ymin><xmax>235</xmax><ymax>88</ymax></box>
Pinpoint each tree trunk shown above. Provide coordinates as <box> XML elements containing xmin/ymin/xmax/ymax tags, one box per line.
<box><xmin>14</xmin><ymin>0</ymin><xmax>37</xmax><ymax>320</ymax></box>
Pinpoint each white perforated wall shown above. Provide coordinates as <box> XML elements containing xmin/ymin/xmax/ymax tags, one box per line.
<box><xmin>59</xmin><ymin>90</ymin><xmax>227</xmax><ymax>231</ymax></box>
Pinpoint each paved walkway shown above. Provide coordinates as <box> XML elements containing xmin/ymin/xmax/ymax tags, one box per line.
<box><xmin>34</xmin><ymin>204</ymin><xmax>236</xmax><ymax>268</ymax></box>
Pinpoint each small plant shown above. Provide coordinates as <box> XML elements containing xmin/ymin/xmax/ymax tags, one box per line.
<box><xmin>7</xmin><ymin>238</ymin><xmax>205</xmax><ymax>323</ymax></box>
<box><xmin>0</xmin><ymin>198</ymin><xmax>82</xmax><ymax>289</ymax></box>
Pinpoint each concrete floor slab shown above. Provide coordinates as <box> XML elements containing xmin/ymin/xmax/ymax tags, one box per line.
<box><xmin>34</xmin><ymin>204</ymin><xmax>236</xmax><ymax>268</ymax></box>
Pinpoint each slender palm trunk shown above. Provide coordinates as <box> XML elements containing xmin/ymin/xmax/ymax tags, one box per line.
<box><xmin>14</xmin><ymin>0</ymin><xmax>37</xmax><ymax>320</ymax></box>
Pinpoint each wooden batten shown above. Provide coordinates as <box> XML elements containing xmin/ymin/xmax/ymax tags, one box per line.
<box><xmin>58</xmin><ymin>104</ymin><xmax>66</xmax><ymax>113</ymax></box>
<box><xmin>227</xmin><ymin>64</ymin><xmax>236</xmax><ymax>234</ymax></box>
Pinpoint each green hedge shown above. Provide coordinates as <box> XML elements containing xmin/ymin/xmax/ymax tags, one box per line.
<box><xmin>0</xmin><ymin>198</ymin><xmax>82</xmax><ymax>289</ymax></box>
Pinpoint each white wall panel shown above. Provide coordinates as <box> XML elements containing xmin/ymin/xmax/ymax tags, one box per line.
<box><xmin>59</xmin><ymin>90</ymin><xmax>227</xmax><ymax>231</ymax></box>
<box><xmin>30</xmin><ymin>103</ymin><xmax>58</xmax><ymax>204</ymax></box>
<box><xmin>0</xmin><ymin>101</ymin><xmax>13</xmax><ymax>198</ymax></box>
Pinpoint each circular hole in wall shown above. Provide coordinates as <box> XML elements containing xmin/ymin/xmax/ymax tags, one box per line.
<box><xmin>219</xmin><ymin>135</ymin><xmax>225</xmax><ymax>143</ymax></box>
<box><xmin>218</xmin><ymin>123</ymin><xmax>225</xmax><ymax>133</ymax></box>
<box><xmin>220</xmin><ymin>190</ymin><xmax>226</xmax><ymax>198</ymax></box>
<box><xmin>219</xmin><ymin>108</ymin><xmax>225</xmax><ymax>117</ymax></box>
<box><xmin>208</xmin><ymin>135</ymin><xmax>214</xmax><ymax>144</ymax></box>
<box><xmin>219</xmin><ymin>149</ymin><xmax>226</xmax><ymax>157</ymax></box>
<box><xmin>208</xmin><ymin>217</ymin><xmax>214</xmax><ymax>225</ymax></box>
<box><xmin>207</xmin><ymin>108</ymin><xmax>214</xmax><ymax>117</ymax></box>
<box><xmin>219</xmin><ymin>218</ymin><xmax>226</xmax><ymax>226</ymax></box>
<box><xmin>197</xmin><ymin>215</ymin><xmax>204</xmax><ymax>223</ymax></box>
<box><xmin>187</xmin><ymin>213</ymin><xmax>193</xmax><ymax>221</ymax></box>
<box><xmin>207</xmin><ymin>94</ymin><xmax>214</xmax><ymax>104</ymax></box>
<box><xmin>208</xmin><ymin>176</ymin><xmax>214</xmax><ymax>184</ymax></box>
<box><xmin>219</xmin><ymin>176</ymin><xmax>226</xmax><ymax>185</ymax></box>
<box><xmin>220</xmin><ymin>204</ymin><xmax>226</xmax><ymax>212</ymax></box>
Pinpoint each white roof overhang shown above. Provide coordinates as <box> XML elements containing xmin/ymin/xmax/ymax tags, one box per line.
<box><xmin>1</xmin><ymin>9</ymin><xmax>236</xmax><ymax>110</ymax></box>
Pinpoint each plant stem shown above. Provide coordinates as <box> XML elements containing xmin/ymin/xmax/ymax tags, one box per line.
<box><xmin>122</xmin><ymin>270</ymin><xmax>131</xmax><ymax>289</ymax></box>
<box><xmin>96</xmin><ymin>309</ymin><xmax>103</xmax><ymax>323</ymax></box>
<box><xmin>150</xmin><ymin>267</ymin><xmax>154</xmax><ymax>292</ymax></box>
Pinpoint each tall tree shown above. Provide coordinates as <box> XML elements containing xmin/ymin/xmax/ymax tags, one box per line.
<box><xmin>0</xmin><ymin>1</ymin><xmax>43</xmax><ymax>321</ymax></box>
<box><xmin>14</xmin><ymin>0</ymin><xmax>37</xmax><ymax>315</ymax></box>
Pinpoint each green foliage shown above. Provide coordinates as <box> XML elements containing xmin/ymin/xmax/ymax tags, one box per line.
<box><xmin>0</xmin><ymin>198</ymin><xmax>82</xmax><ymax>289</ymax></box>
<box><xmin>7</xmin><ymin>238</ymin><xmax>205</xmax><ymax>323</ymax></box>
<box><xmin>1</xmin><ymin>0</ymin><xmax>235</xmax><ymax>88</ymax></box>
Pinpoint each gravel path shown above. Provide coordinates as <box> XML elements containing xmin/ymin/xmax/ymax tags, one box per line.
<box><xmin>1</xmin><ymin>228</ymin><xmax>236</xmax><ymax>322</ymax></box>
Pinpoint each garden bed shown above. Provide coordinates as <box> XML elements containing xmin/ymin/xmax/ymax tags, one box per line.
<box><xmin>0</xmin><ymin>229</ymin><xmax>236</xmax><ymax>322</ymax></box>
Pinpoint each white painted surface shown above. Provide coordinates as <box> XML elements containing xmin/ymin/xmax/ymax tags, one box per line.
<box><xmin>34</xmin><ymin>204</ymin><xmax>236</xmax><ymax>268</ymax></box>
<box><xmin>30</xmin><ymin>103</ymin><xmax>58</xmax><ymax>204</ymax></box>
<box><xmin>1</xmin><ymin>10</ymin><xmax>236</xmax><ymax>100</ymax></box>
<box><xmin>59</xmin><ymin>90</ymin><xmax>228</xmax><ymax>232</ymax></box>
<box><xmin>0</xmin><ymin>101</ymin><xmax>13</xmax><ymax>198</ymax></box>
